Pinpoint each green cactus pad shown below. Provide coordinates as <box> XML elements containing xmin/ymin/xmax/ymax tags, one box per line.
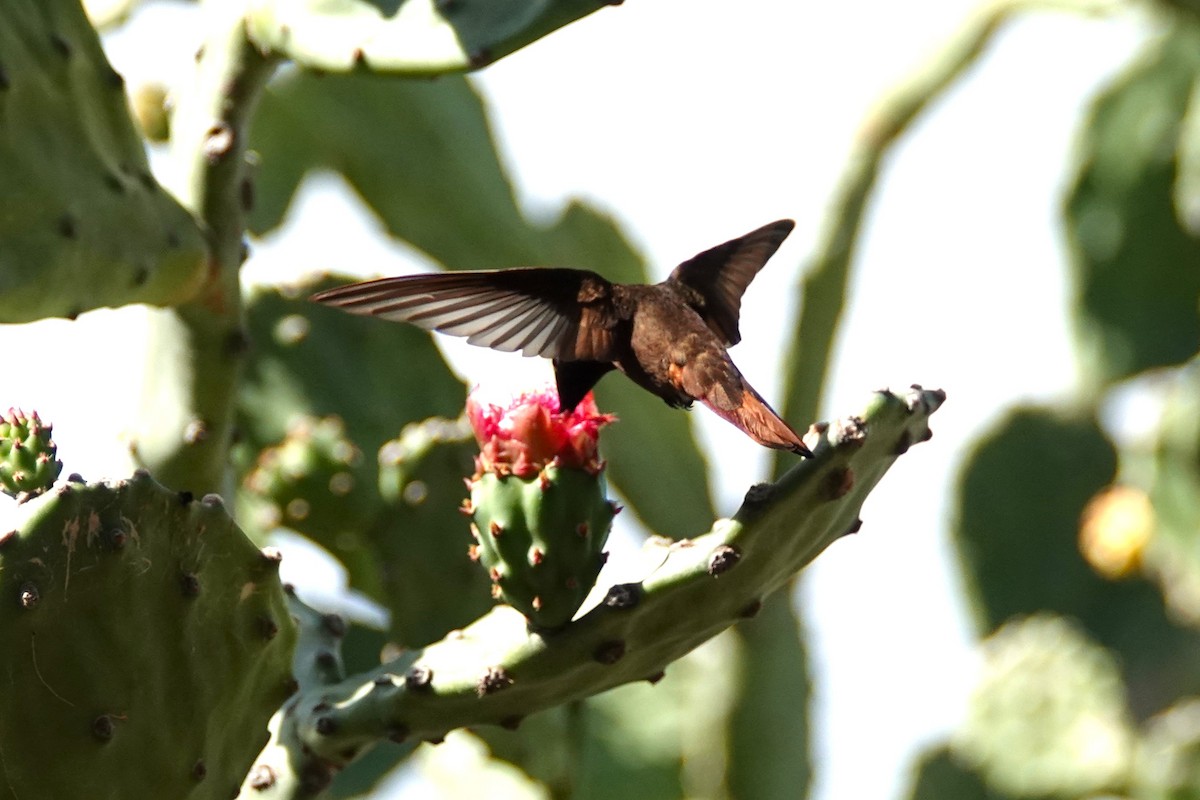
<box><xmin>1064</xmin><ymin>24</ymin><xmax>1200</xmax><ymax>385</ymax></box>
<box><xmin>470</xmin><ymin>465</ymin><xmax>615</xmax><ymax>629</ymax></box>
<box><xmin>376</xmin><ymin>416</ymin><xmax>494</xmax><ymax>647</ymax></box>
<box><xmin>238</xmin><ymin>386</ymin><xmax>944</xmax><ymax>776</ymax></box>
<box><xmin>0</xmin><ymin>471</ymin><xmax>296</xmax><ymax>799</ymax></box>
<box><xmin>0</xmin><ymin>408</ymin><xmax>63</xmax><ymax>501</ymax></box>
<box><xmin>0</xmin><ymin>0</ymin><xmax>207</xmax><ymax>322</ymax></box>
<box><xmin>244</xmin><ymin>0</ymin><xmax>617</xmax><ymax>75</ymax></box>
<box><xmin>953</xmin><ymin>614</ymin><xmax>1134</xmax><ymax>798</ymax></box>
<box><xmin>1134</xmin><ymin>698</ymin><xmax>1200</xmax><ymax>799</ymax></box>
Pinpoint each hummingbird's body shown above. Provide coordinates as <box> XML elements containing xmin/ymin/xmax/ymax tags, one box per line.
<box><xmin>312</xmin><ymin>220</ymin><xmax>810</xmax><ymax>456</ymax></box>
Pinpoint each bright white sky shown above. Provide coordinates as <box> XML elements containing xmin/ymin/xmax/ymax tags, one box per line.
<box><xmin>0</xmin><ymin>1</ymin><xmax>1152</xmax><ymax>798</ymax></box>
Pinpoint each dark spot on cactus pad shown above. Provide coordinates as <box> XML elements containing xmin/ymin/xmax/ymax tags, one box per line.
<box><xmin>388</xmin><ymin>723</ymin><xmax>410</xmax><ymax>743</ymax></box>
<box><xmin>203</xmin><ymin>122</ymin><xmax>235</xmax><ymax>163</ymax></box>
<box><xmin>191</xmin><ymin>760</ymin><xmax>207</xmax><ymax>781</ymax></box>
<box><xmin>68</xmin><ymin>472</ymin><xmax>85</xmax><ymax>483</ymax></box>
<box><xmin>178</xmin><ymin>490</ymin><xmax>194</xmax><ymax>506</ymax></box>
<box><xmin>283</xmin><ymin>677</ymin><xmax>299</xmax><ymax>696</ymax></box>
<box><xmin>372</xmin><ymin>675</ymin><xmax>394</xmax><ymax>688</ymax></box>
<box><xmin>248</xmin><ymin>765</ymin><xmax>276</xmax><ymax>790</ymax></box>
<box><xmin>645</xmin><ymin>670</ymin><xmax>666</xmax><ymax>684</ymax></box>
<box><xmin>131</xmin><ymin>265</ymin><xmax>150</xmax><ymax>287</ymax></box>
<box><xmin>893</xmin><ymin>430</ymin><xmax>912</xmax><ymax>455</ymax></box>
<box><xmin>0</xmin><ymin>530</ymin><xmax>15</xmax><ymax>549</ymax></box>
<box><xmin>223</xmin><ymin>328</ymin><xmax>251</xmax><ymax>357</ymax></box>
<box><xmin>405</xmin><ymin>665</ymin><xmax>434</xmax><ymax>692</ymax></box>
<box><xmin>138</xmin><ymin>171</ymin><xmax>157</xmax><ymax>191</ymax></box>
<box><xmin>179</xmin><ymin>573</ymin><xmax>201</xmax><ymax>597</ymax></box>
<box><xmin>593</xmin><ymin>640</ymin><xmax>626</xmax><ymax>664</ymax></box>
<box><xmin>352</xmin><ymin>48</ymin><xmax>367</xmax><ymax>66</ymax></box>
<box><xmin>500</xmin><ymin>715</ymin><xmax>523</xmax><ymax>730</ymax></box>
<box><xmin>321</xmin><ymin>613</ymin><xmax>346</xmax><ymax>638</ymax></box>
<box><xmin>436</xmin><ymin>0</ymin><xmax>461</xmax><ymax>12</ymax></box>
<box><xmin>18</xmin><ymin>583</ymin><xmax>39</xmax><ymax>610</ymax></box>
<box><xmin>312</xmin><ymin>699</ymin><xmax>331</xmax><ymax>714</ymax></box>
<box><xmin>91</xmin><ymin>715</ymin><xmax>115</xmax><ymax>741</ymax></box>
<box><xmin>739</xmin><ymin>599</ymin><xmax>764</xmax><ymax>618</ymax></box>
<box><xmin>743</xmin><ymin>482</ymin><xmax>773</xmax><ymax>506</ymax></box>
<box><xmin>468</xmin><ymin>48</ymin><xmax>492</xmax><ymax>68</ymax></box>
<box><xmin>104</xmin><ymin>67</ymin><xmax>124</xmax><ymax>89</ymax></box>
<box><xmin>0</xmin><ymin>64</ymin><xmax>9</xmax><ymax>90</ymax></box>
<box><xmin>49</xmin><ymin>33</ymin><xmax>71</xmax><ymax>58</ymax></box>
<box><xmin>576</xmin><ymin>522</ymin><xmax>589</xmax><ymax>537</ymax></box>
<box><xmin>57</xmin><ymin>214</ymin><xmax>78</xmax><ymax>239</ymax></box>
<box><xmin>426</xmin><ymin>734</ymin><xmax>446</xmax><ymax>745</ymax></box>
<box><xmin>476</xmin><ymin>666</ymin><xmax>513</xmax><ymax>696</ymax></box>
<box><xmin>844</xmin><ymin>518</ymin><xmax>864</xmax><ymax>537</ymax></box>
<box><xmin>920</xmin><ymin>427</ymin><xmax>934</xmax><ymax>443</ymax></box>
<box><xmin>819</xmin><ymin>467</ymin><xmax>855</xmax><ymax>500</ymax></box>
<box><xmin>315</xmin><ymin>716</ymin><xmax>338</xmax><ymax>735</ymax></box>
<box><xmin>708</xmin><ymin>545</ymin><xmax>741</xmax><ymax>576</ymax></box>
<box><xmin>298</xmin><ymin>762</ymin><xmax>333</xmax><ymax>796</ymax></box>
<box><xmin>602</xmin><ymin>582</ymin><xmax>642</xmax><ymax>610</ymax></box>
<box><xmin>257</xmin><ymin>615</ymin><xmax>280</xmax><ymax>640</ymax></box>
<box><xmin>315</xmin><ymin>651</ymin><xmax>338</xmax><ymax>670</ymax></box>
<box><xmin>65</xmin><ymin>306</ymin><xmax>82</xmax><ymax>321</ymax></box>
<box><xmin>166</xmin><ymin>229</ymin><xmax>182</xmax><ymax>248</ymax></box>
<box><xmin>103</xmin><ymin>172</ymin><xmax>126</xmax><ymax>194</ymax></box>
<box><xmin>239</xmin><ymin>176</ymin><xmax>255</xmax><ymax>211</ymax></box>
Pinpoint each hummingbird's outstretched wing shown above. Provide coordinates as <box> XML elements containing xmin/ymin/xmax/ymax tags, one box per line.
<box><xmin>311</xmin><ymin>268</ymin><xmax>622</xmax><ymax>362</ymax></box>
<box><xmin>665</xmin><ymin>219</ymin><xmax>795</xmax><ymax>346</ymax></box>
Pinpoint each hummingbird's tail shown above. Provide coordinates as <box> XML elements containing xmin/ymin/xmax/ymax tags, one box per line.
<box><xmin>703</xmin><ymin>384</ymin><xmax>812</xmax><ymax>457</ymax></box>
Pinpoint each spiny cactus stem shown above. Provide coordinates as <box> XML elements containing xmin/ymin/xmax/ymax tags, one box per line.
<box><xmin>248</xmin><ymin>387</ymin><xmax>944</xmax><ymax>774</ymax></box>
<box><xmin>132</xmin><ymin>7</ymin><xmax>281</xmax><ymax>495</ymax></box>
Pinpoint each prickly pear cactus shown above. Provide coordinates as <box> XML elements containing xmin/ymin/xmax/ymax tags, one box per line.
<box><xmin>464</xmin><ymin>385</ymin><xmax>616</xmax><ymax>629</ymax></box>
<box><xmin>244</xmin><ymin>0</ymin><xmax>618</xmax><ymax>75</ymax></box>
<box><xmin>0</xmin><ymin>408</ymin><xmax>63</xmax><ymax>501</ymax></box>
<box><xmin>0</xmin><ymin>0</ymin><xmax>207</xmax><ymax>322</ymax></box>
<box><xmin>0</xmin><ymin>471</ymin><xmax>296</xmax><ymax>799</ymax></box>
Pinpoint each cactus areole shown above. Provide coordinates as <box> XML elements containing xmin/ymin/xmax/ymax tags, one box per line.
<box><xmin>465</xmin><ymin>385</ymin><xmax>618</xmax><ymax>629</ymax></box>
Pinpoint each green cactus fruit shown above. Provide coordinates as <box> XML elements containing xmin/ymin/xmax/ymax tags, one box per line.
<box><xmin>470</xmin><ymin>464</ymin><xmax>617</xmax><ymax>630</ymax></box>
<box><xmin>241</xmin><ymin>414</ymin><xmax>375</xmax><ymax>545</ymax></box>
<box><xmin>464</xmin><ymin>385</ymin><xmax>616</xmax><ymax>629</ymax></box>
<box><xmin>0</xmin><ymin>470</ymin><xmax>296</xmax><ymax>799</ymax></box>
<box><xmin>0</xmin><ymin>408</ymin><xmax>63</xmax><ymax>501</ymax></box>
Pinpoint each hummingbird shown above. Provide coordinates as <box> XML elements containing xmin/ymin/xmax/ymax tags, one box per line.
<box><xmin>311</xmin><ymin>219</ymin><xmax>810</xmax><ymax>456</ymax></box>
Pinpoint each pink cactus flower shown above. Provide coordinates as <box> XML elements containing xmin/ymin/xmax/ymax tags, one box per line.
<box><xmin>466</xmin><ymin>384</ymin><xmax>615</xmax><ymax>478</ymax></box>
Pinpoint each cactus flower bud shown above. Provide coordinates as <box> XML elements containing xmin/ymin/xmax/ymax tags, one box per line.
<box><xmin>0</xmin><ymin>408</ymin><xmax>63</xmax><ymax>503</ymax></box>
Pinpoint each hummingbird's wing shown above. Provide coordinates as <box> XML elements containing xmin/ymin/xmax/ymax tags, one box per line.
<box><xmin>665</xmin><ymin>219</ymin><xmax>795</xmax><ymax>346</ymax></box>
<box><xmin>310</xmin><ymin>268</ymin><xmax>622</xmax><ymax>361</ymax></box>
